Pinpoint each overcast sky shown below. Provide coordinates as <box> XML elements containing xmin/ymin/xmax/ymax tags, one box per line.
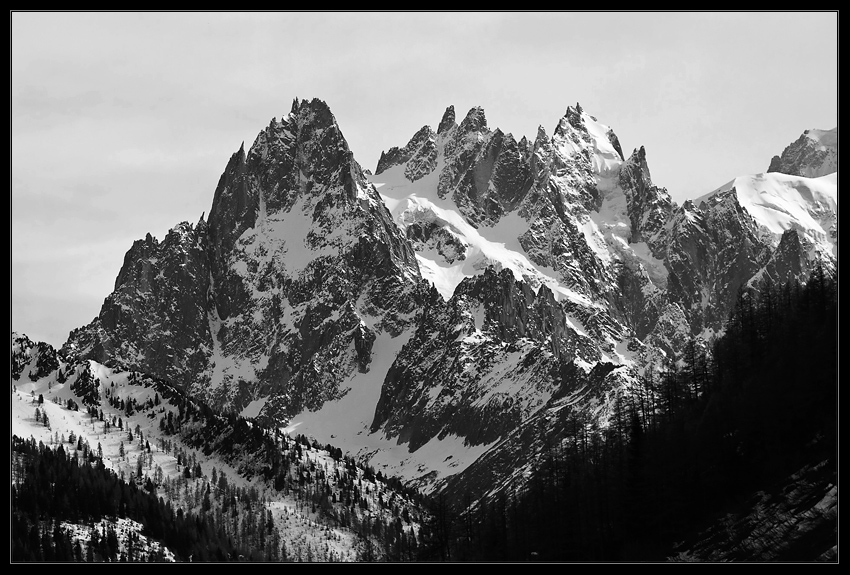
<box><xmin>12</xmin><ymin>12</ymin><xmax>838</xmax><ymax>348</ymax></box>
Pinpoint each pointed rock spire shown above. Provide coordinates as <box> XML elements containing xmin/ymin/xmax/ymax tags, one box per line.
<box><xmin>562</xmin><ymin>103</ymin><xmax>586</xmax><ymax>133</ymax></box>
<box><xmin>459</xmin><ymin>106</ymin><xmax>487</xmax><ymax>134</ymax></box>
<box><xmin>627</xmin><ymin>146</ymin><xmax>652</xmax><ymax>186</ymax></box>
<box><xmin>438</xmin><ymin>105</ymin><xmax>456</xmax><ymax>136</ymax></box>
<box><xmin>620</xmin><ymin>145</ymin><xmax>672</xmax><ymax>252</ymax></box>
<box><xmin>607</xmin><ymin>129</ymin><xmax>624</xmax><ymax>161</ymax></box>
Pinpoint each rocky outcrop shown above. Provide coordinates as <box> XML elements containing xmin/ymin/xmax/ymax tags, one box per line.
<box><xmin>437</xmin><ymin>105</ymin><xmax>457</xmax><ymax>136</ymax></box>
<box><xmin>767</xmin><ymin>128</ymin><xmax>837</xmax><ymax>178</ymax></box>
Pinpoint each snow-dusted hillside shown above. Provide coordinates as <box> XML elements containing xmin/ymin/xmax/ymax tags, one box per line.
<box><xmin>12</xmin><ymin>333</ymin><xmax>428</xmax><ymax>562</ymax></box>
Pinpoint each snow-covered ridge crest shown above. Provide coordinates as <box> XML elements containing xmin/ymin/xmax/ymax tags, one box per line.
<box><xmin>806</xmin><ymin>127</ymin><xmax>838</xmax><ymax>147</ymax></box>
<box><xmin>697</xmin><ymin>171</ymin><xmax>837</xmax><ymax>256</ymax></box>
<box><xmin>371</xmin><ymin>102</ymin><xmax>675</xmax><ymax>345</ymax></box>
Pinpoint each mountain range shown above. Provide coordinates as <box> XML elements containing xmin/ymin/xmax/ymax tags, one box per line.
<box><xmin>13</xmin><ymin>97</ymin><xmax>837</xmax><ymax>561</ymax></box>
<box><xmin>57</xmin><ymin>97</ymin><xmax>836</xmax><ymax>489</ymax></box>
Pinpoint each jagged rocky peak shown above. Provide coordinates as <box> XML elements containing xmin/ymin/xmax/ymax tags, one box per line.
<box><xmin>373</xmin><ymin>105</ymin><xmax>467</xmax><ymax>179</ymax></box>
<box><xmin>458</xmin><ymin>105</ymin><xmax>487</xmax><ymax>134</ymax></box>
<box><xmin>626</xmin><ymin>146</ymin><xmax>653</xmax><ymax>183</ymax></box>
<box><xmin>563</xmin><ymin>102</ymin><xmax>586</xmax><ymax>131</ymax></box>
<box><xmin>199</xmin><ymin>96</ymin><xmax>423</xmax><ymax>416</ymax></box>
<box><xmin>533</xmin><ymin>105</ymin><xmax>600</xmax><ymax>214</ymax></box>
<box><xmin>518</xmin><ymin>135</ymin><xmax>533</xmax><ymax>161</ymax></box>
<box><xmin>64</xmin><ymin>96</ymin><xmax>424</xmax><ymax>421</ymax></box>
<box><xmin>437</xmin><ymin>105</ymin><xmax>490</xmax><ymax>165</ymax></box>
<box><xmin>114</xmin><ymin>221</ymin><xmax>203</xmax><ymax>291</ymax></box>
<box><xmin>375</xmin><ymin>124</ymin><xmax>437</xmax><ymax>179</ymax></box>
<box><xmin>530</xmin><ymin>125</ymin><xmax>551</xmax><ymax>160</ymax></box>
<box><xmin>767</xmin><ymin>127</ymin><xmax>838</xmax><ymax>178</ymax></box>
<box><xmin>607</xmin><ymin>128</ymin><xmax>625</xmax><ymax>161</ymax></box>
<box><xmin>248</xmin><ymin>97</ymin><xmax>356</xmax><ymax>192</ymax></box>
<box><xmin>207</xmin><ymin>140</ymin><xmax>249</xmax><ymax>227</ymax></box>
<box><xmin>435</xmin><ymin>106</ymin><xmax>534</xmax><ymax>225</ymax></box>
<box><xmin>619</xmin><ymin>146</ymin><xmax>673</xmax><ymax>249</ymax></box>
<box><xmin>437</xmin><ymin>105</ymin><xmax>457</xmax><ymax>136</ymax></box>
<box><xmin>206</xmin><ymin>97</ymin><xmax>368</xmax><ymax>279</ymax></box>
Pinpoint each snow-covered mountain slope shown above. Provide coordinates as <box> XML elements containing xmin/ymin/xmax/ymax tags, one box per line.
<box><xmin>768</xmin><ymin>127</ymin><xmax>838</xmax><ymax>178</ymax></box>
<box><xmin>13</xmin><ymin>332</ymin><xmax>428</xmax><ymax>562</ymax></box>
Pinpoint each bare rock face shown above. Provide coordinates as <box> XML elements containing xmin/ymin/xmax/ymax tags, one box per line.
<box><xmin>756</xmin><ymin>229</ymin><xmax>811</xmax><ymax>288</ymax></box>
<box><xmin>437</xmin><ymin>105</ymin><xmax>457</xmax><ymax>136</ymax></box>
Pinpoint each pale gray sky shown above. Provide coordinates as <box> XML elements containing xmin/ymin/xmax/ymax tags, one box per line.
<box><xmin>12</xmin><ymin>12</ymin><xmax>838</xmax><ymax>347</ymax></box>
